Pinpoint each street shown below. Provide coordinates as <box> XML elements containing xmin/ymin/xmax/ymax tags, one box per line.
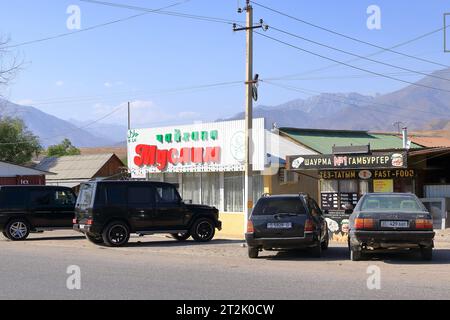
<box><xmin>0</xmin><ymin>231</ymin><xmax>449</xmax><ymax>300</ymax></box>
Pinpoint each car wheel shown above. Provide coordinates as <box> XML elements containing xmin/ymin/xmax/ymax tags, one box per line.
<box><xmin>311</xmin><ymin>243</ymin><xmax>322</xmax><ymax>258</ymax></box>
<box><xmin>85</xmin><ymin>233</ymin><xmax>104</xmax><ymax>244</ymax></box>
<box><xmin>102</xmin><ymin>222</ymin><xmax>130</xmax><ymax>247</ymax></box>
<box><xmin>248</xmin><ymin>247</ymin><xmax>259</xmax><ymax>259</ymax></box>
<box><xmin>350</xmin><ymin>248</ymin><xmax>363</xmax><ymax>261</ymax></box>
<box><xmin>5</xmin><ymin>219</ymin><xmax>30</xmax><ymax>241</ymax></box>
<box><xmin>420</xmin><ymin>247</ymin><xmax>433</xmax><ymax>261</ymax></box>
<box><xmin>2</xmin><ymin>231</ymin><xmax>10</xmax><ymax>239</ymax></box>
<box><xmin>321</xmin><ymin>231</ymin><xmax>329</xmax><ymax>250</ymax></box>
<box><xmin>191</xmin><ymin>218</ymin><xmax>215</xmax><ymax>242</ymax></box>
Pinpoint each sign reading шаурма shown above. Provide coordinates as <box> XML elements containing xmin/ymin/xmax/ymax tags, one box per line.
<box><xmin>288</xmin><ymin>151</ymin><xmax>407</xmax><ymax>171</ymax></box>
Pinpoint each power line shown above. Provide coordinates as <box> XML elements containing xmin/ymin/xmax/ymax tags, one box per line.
<box><xmin>254</xmin><ymin>30</ymin><xmax>450</xmax><ymax>94</ymax></box>
<box><xmin>263</xmin><ymin>79</ymin><xmax>450</xmax><ymax>119</ymax></box>
<box><xmin>22</xmin><ymin>80</ymin><xmax>242</xmax><ymax>106</ymax></box>
<box><xmin>3</xmin><ymin>0</ymin><xmax>192</xmax><ymax>49</ymax></box>
<box><xmin>269</xmin><ymin>25</ymin><xmax>450</xmax><ymax>84</ymax></box>
<box><xmin>0</xmin><ymin>80</ymin><xmax>243</xmax><ymax>146</ymax></box>
<box><xmin>80</xmin><ymin>0</ymin><xmax>241</xmax><ymax>25</ymax></box>
<box><xmin>251</xmin><ymin>0</ymin><xmax>449</xmax><ymax>69</ymax></box>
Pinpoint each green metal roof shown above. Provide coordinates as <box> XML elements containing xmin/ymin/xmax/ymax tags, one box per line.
<box><xmin>279</xmin><ymin>128</ymin><xmax>423</xmax><ymax>154</ymax></box>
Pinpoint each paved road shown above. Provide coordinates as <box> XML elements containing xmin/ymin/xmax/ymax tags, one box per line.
<box><xmin>0</xmin><ymin>231</ymin><xmax>449</xmax><ymax>300</ymax></box>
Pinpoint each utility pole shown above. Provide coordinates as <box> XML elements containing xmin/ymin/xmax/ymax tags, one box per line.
<box><xmin>234</xmin><ymin>1</ymin><xmax>268</xmax><ymax>234</ymax></box>
<box><xmin>128</xmin><ymin>101</ymin><xmax>131</xmax><ymax>130</ymax></box>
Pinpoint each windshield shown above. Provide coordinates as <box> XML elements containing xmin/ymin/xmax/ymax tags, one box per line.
<box><xmin>360</xmin><ymin>194</ymin><xmax>425</xmax><ymax>212</ymax></box>
<box><xmin>77</xmin><ymin>183</ymin><xmax>95</xmax><ymax>210</ymax></box>
<box><xmin>252</xmin><ymin>197</ymin><xmax>307</xmax><ymax>216</ymax></box>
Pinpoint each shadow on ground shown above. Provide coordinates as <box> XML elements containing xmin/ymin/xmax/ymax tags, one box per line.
<box><xmin>258</xmin><ymin>246</ymin><xmax>450</xmax><ymax>264</ymax></box>
<box><xmin>126</xmin><ymin>237</ymin><xmax>244</xmax><ymax>248</ymax></box>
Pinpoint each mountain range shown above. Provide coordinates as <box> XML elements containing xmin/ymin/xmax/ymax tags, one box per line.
<box><xmin>0</xmin><ymin>99</ymin><xmax>125</xmax><ymax>147</ymax></box>
<box><xmin>225</xmin><ymin>68</ymin><xmax>450</xmax><ymax>131</ymax></box>
<box><xmin>2</xmin><ymin>68</ymin><xmax>450</xmax><ymax>148</ymax></box>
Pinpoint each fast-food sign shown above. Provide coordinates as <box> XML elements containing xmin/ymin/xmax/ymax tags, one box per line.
<box><xmin>288</xmin><ymin>151</ymin><xmax>407</xmax><ymax>171</ymax></box>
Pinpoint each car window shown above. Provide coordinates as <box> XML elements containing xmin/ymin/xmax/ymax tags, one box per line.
<box><xmin>128</xmin><ymin>186</ymin><xmax>154</xmax><ymax>205</ymax></box>
<box><xmin>30</xmin><ymin>190</ymin><xmax>53</xmax><ymax>207</ymax></box>
<box><xmin>308</xmin><ymin>198</ymin><xmax>322</xmax><ymax>217</ymax></box>
<box><xmin>77</xmin><ymin>183</ymin><xmax>95</xmax><ymax>210</ymax></box>
<box><xmin>360</xmin><ymin>194</ymin><xmax>425</xmax><ymax>212</ymax></box>
<box><xmin>252</xmin><ymin>198</ymin><xmax>307</xmax><ymax>215</ymax></box>
<box><xmin>155</xmin><ymin>185</ymin><xmax>180</xmax><ymax>204</ymax></box>
<box><xmin>106</xmin><ymin>184</ymin><xmax>127</xmax><ymax>206</ymax></box>
<box><xmin>0</xmin><ymin>188</ymin><xmax>28</xmax><ymax>207</ymax></box>
<box><xmin>55</xmin><ymin>190</ymin><xmax>76</xmax><ymax>207</ymax></box>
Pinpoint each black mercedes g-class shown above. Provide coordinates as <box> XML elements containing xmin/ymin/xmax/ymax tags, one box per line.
<box><xmin>73</xmin><ymin>180</ymin><xmax>222</xmax><ymax>247</ymax></box>
<box><xmin>245</xmin><ymin>194</ymin><xmax>329</xmax><ymax>258</ymax></box>
<box><xmin>0</xmin><ymin>185</ymin><xmax>77</xmax><ymax>241</ymax></box>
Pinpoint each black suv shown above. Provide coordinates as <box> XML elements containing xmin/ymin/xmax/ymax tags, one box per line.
<box><xmin>73</xmin><ymin>180</ymin><xmax>222</xmax><ymax>247</ymax></box>
<box><xmin>0</xmin><ymin>186</ymin><xmax>77</xmax><ymax>241</ymax></box>
<box><xmin>245</xmin><ymin>194</ymin><xmax>329</xmax><ymax>258</ymax></box>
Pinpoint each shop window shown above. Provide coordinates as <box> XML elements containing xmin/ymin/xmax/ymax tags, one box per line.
<box><xmin>146</xmin><ymin>173</ymin><xmax>162</xmax><ymax>182</ymax></box>
<box><xmin>321</xmin><ymin>180</ymin><xmax>338</xmax><ymax>192</ymax></box>
<box><xmin>278</xmin><ymin>168</ymin><xmax>297</xmax><ymax>184</ymax></box>
<box><xmin>201</xmin><ymin>173</ymin><xmax>220</xmax><ymax>209</ymax></box>
<box><xmin>252</xmin><ymin>174</ymin><xmax>264</xmax><ymax>205</ymax></box>
<box><xmin>224</xmin><ymin>172</ymin><xmax>244</xmax><ymax>212</ymax></box>
<box><xmin>182</xmin><ymin>173</ymin><xmax>201</xmax><ymax>204</ymax></box>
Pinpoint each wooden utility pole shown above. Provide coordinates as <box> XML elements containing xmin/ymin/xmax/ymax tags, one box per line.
<box><xmin>128</xmin><ymin>101</ymin><xmax>131</xmax><ymax>130</ymax></box>
<box><xmin>234</xmin><ymin>1</ymin><xmax>267</xmax><ymax>234</ymax></box>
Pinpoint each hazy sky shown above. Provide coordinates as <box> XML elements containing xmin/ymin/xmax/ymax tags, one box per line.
<box><xmin>1</xmin><ymin>0</ymin><xmax>450</xmax><ymax>128</ymax></box>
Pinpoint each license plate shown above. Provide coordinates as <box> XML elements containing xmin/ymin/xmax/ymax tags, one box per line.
<box><xmin>79</xmin><ymin>224</ymin><xmax>86</xmax><ymax>229</ymax></box>
<box><xmin>381</xmin><ymin>221</ymin><xmax>409</xmax><ymax>228</ymax></box>
<box><xmin>267</xmin><ymin>222</ymin><xmax>292</xmax><ymax>229</ymax></box>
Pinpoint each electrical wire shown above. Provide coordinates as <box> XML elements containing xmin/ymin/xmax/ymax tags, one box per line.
<box><xmin>269</xmin><ymin>25</ymin><xmax>450</xmax><ymax>83</ymax></box>
<box><xmin>261</xmin><ymin>80</ymin><xmax>445</xmax><ymax>122</ymax></box>
<box><xmin>2</xmin><ymin>0</ymin><xmax>192</xmax><ymax>49</ymax></box>
<box><xmin>254</xmin><ymin>30</ymin><xmax>450</xmax><ymax>94</ymax></box>
<box><xmin>251</xmin><ymin>0</ymin><xmax>449</xmax><ymax>69</ymax></box>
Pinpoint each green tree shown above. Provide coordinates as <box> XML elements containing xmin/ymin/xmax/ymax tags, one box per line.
<box><xmin>0</xmin><ymin>117</ymin><xmax>42</xmax><ymax>164</ymax></box>
<box><xmin>47</xmin><ymin>138</ymin><xmax>81</xmax><ymax>157</ymax></box>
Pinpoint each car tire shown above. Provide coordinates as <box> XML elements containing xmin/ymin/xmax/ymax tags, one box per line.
<box><xmin>191</xmin><ymin>218</ymin><xmax>215</xmax><ymax>242</ymax></box>
<box><xmin>311</xmin><ymin>242</ymin><xmax>322</xmax><ymax>258</ymax></box>
<box><xmin>5</xmin><ymin>219</ymin><xmax>30</xmax><ymax>241</ymax></box>
<box><xmin>420</xmin><ymin>247</ymin><xmax>433</xmax><ymax>261</ymax></box>
<box><xmin>102</xmin><ymin>221</ymin><xmax>130</xmax><ymax>247</ymax></box>
<box><xmin>85</xmin><ymin>233</ymin><xmax>104</xmax><ymax>244</ymax></box>
<box><xmin>171</xmin><ymin>232</ymin><xmax>190</xmax><ymax>241</ymax></box>
<box><xmin>248</xmin><ymin>247</ymin><xmax>259</xmax><ymax>259</ymax></box>
<box><xmin>321</xmin><ymin>231</ymin><xmax>329</xmax><ymax>251</ymax></box>
<box><xmin>2</xmin><ymin>231</ymin><xmax>10</xmax><ymax>239</ymax></box>
<box><xmin>350</xmin><ymin>248</ymin><xmax>363</xmax><ymax>261</ymax></box>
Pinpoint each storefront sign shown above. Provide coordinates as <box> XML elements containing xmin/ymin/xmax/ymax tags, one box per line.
<box><xmin>373</xmin><ymin>179</ymin><xmax>394</xmax><ymax>193</ymax></box>
<box><xmin>319</xmin><ymin>169</ymin><xmax>415</xmax><ymax>180</ymax></box>
<box><xmin>127</xmin><ymin>119</ymin><xmax>266</xmax><ymax>178</ymax></box>
<box><xmin>289</xmin><ymin>151</ymin><xmax>407</xmax><ymax>170</ymax></box>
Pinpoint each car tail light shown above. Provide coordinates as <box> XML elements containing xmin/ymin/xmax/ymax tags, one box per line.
<box><xmin>72</xmin><ymin>218</ymin><xmax>77</xmax><ymax>224</ymax></box>
<box><xmin>415</xmin><ymin>219</ymin><xmax>433</xmax><ymax>230</ymax></box>
<box><xmin>304</xmin><ymin>219</ymin><xmax>314</xmax><ymax>232</ymax></box>
<box><xmin>355</xmin><ymin>218</ymin><xmax>374</xmax><ymax>230</ymax></box>
<box><xmin>247</xmin><ymin>220</ymin><xmax>254</xmax><ymax>233</ymax></box>
<box><xmin>86</xmin><ymin>219</ymin><xmax>93</xmax><ymax>226</ymax></box>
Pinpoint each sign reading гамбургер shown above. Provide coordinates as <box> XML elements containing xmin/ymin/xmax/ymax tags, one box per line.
<box><xmin>288</xmin><ymin>152</ymin><xmax>407</xmax><ymax>171</ymax></box>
